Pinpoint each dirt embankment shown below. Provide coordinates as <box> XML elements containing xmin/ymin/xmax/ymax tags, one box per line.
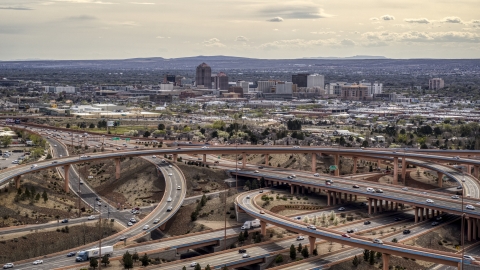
<box><xmin>329</xmin><ymin>255</ymin><xmax>429</xmax><ymax>270</ymax></box>
<box><xmin>176</xmin><ymin>163</ymin><xmax>229</xmax><ymax>196</ymax></box>
<box><xmin>76</xmin><ymin>157</ymin><xmax>165</xmax><ymax>208</ymax></box>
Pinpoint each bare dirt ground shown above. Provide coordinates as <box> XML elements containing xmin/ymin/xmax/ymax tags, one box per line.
<box><xmin>328</xmin><ymin>254</ymin><xmax>429</xmax><ymax>270</ymax></box>
<box><xmin>0</xmin><ymin>169</ymin><xmax>80</xmax><ymax>227</ymax></box>
<box><xmin>176</xmin><ymin>163</ymin><xmax>229</xmax><ymax>197</ymax></box>
<box><xmin>0</xmin><ymin>220</ymin><xmax>119</xmax><ymax>265</ymax></box>
<box><xmin>407</xmin><ymin>219</ymin><xmax>464</xmax><ymax>252</ymax></box>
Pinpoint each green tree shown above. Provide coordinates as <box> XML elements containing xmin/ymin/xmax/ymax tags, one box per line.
<box><xmin>352</xmin><ymin>255</ymin><xmax>360</xmax><ymax>267</ymax></box>
<box><xmin>201</xmin><ymin>194</ymin><xmax>207</xmax><ymax>207</ymax></box>
<box><xmin>238</xmin><ymin>231</ymin><xmax>245</xmax><ymax>243</ymax></box>
<box><xmin>301</xmin><ymin>246</ymin><xmax>309</xmax><ymax>258</ymax></box>
<box><xmin>254</xmin><ymin>234</ymin><xmax>261</xmax><ymax>243</ymax></box>
<box><xmin>35</xmin><ymin>193</ymin><xmax>40</xmax><ymax>201</ymax></box>
<box><xmin>194</xmin><ymin>263</ymin><xmax>201</xmax><ymax>270</ymax></box>
<box><xmin>66</xmin><ymin>123</ymin><xmax>71</xmax><ymax>128</ymax></box>
<box><xmin>182</xmin><ymin>267</ymin><xmax>187</xmax><ymax>270</ymax></box>
<box><xmin>143</xmin><ymin>131</ymin><xmax>151</xmax><ymax>138</ymax></box>
<box><xmin>90</xmin><ymin>257</ymin><xmax>98</xmax><ymax>269</ymax></box>
<box><xmin>89</xmin><ymin>123</ymin><xmax>95</xmax><ymax>128</ymax></box>
<box><xmin>363</xmin><ymin>249</ymin><xmax>369</xmax><ymax>261</ymax></box>
<box><xmin>369</xmin><ymin>250</ymin><xmax>375</xmax><ymax>265</ymax></box>
<box><xmin>42</xmin><ymin>190</ymin><xmax>48</xmax><ymax>203</ymax></box>
<box><xmin>158</xmin><ymin>123</ymin><xmax>165</xmax><ymax>130</ymax></box>
<box><xmin>221</xmin><ymin>265</ymin><xmax>229</xmax><ymax>270</ymax></box>
<box><xmin>132</xmin><ymin>251</ymin><xmax>139</xmax><ymax>262</ymax></box>
<box><xmin>290</xmin><ymin>244</ymin><xmax>296</xmax><ymax>260</ymax></box>
<box><xmin>140</xmin><ymin>253</ymin><xmax>149</xmax><ymax>266</ymax></box>
<box><xmin>205</xmin><ymin>265</ymin><xmax>212</xmax><ymax>270</ymax></box>
<box><xmin>297</xmin><ymin>243</ymin><xmax>302</xmax><ymax>252</ymax></box>
<box><xmin>101</xmin><ymin>254</ymin><xmax>110</xmax><ymax>267</ymax></box>
<box><xmin>313</xmin><ymin>248</ymin><xmax>318</xmax><ymax>255</ymax></box>
<box><xmin>123</xmin><ymin>251</ymin><xmax>133</xmax><ymax>269</ymax></box>
<box><xmin>1</xmin><ymin>136</ymin><xmax>12</xmax><ymax>148</ymax></box>
<box><xmin>46</xmin><ymin>153</ymin><xmax>52</xmax><ymax>159</ymax></box>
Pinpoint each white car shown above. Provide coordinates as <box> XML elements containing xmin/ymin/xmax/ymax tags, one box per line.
<box><xmin>54</xmin><ymin>144</ymin><xmax>57</xmax><ymax>147</ymax></box>
<box><xmin>87</xmin><ymin>215</ymin><xmax>95</xmax><ymax>220</ymax></box>
<box><xmin>177</xmin><ymin>186</ymin><xmax>181</xmax><ymax>190</ymax></box>
<box><xmin>373</xmin><ymin>239</ymin><xmax>383</xmax><ymax>244</ymax></box>
<box><xmin>242</xmin><ymin>253</ymin><xmax>250</xmax><ymax>258</ymax></box>
<box><xmin>130</xmin><ymin>218</ymin><xmax>137</xmax><ymax>223</ymax></box>
<box><xmin>401</xmin><ymin>187</ymin><xmax>409</xmax><ymax>191</ymax></box>
<box><xmin>152</xmin><ymin>155</ymin><xmax>157</xmax><ymax>158</ymax></box>
<box><xmin>338</xmin><ymin>207</ymin><xmax>346</xmax><ymax>211</ymax></box>
<box><xmin>153</xmin><ymin>218</ymin><xmax>160</xmax><ymax>224</ymax></box>
<box><xmin>254</xmin><ymin>170</ymin><xmax>259</xmax><ymax>173</ymax></box>
<box><xmin>169</xmin><ymin>165</ymin><xmax>173</xmax><ymax>168</ymax></box>
<box><xmin>451</xmin><ymin>195</ymin><xmax>460</xmax><ymax>199</ymax></box>
<box><xmin>466</xmin><ymin>205</ymin><xmax>476</xmax><ymax>210</ymax></box>
<box><xmin>307</xmin><ymin>225</ymin><xmax>317</xmax><ymax>230</ymax></box>
<box><xmin>167</xmin><ymin>206</ymin><xmax>173</xmax><ymax>212</ymax></box>
<box><xmin>127</xmin><ymin>222</ymin><xmax>133</xmax><ymax>226</ymax></box>
<box><xmin>3</xmin><ymin>263</ymin><xmax>14</xmax><ymax>269</ymax></box>
<box><xmin>426</xmin><ymin>199</ymin><xmax>434</xmax><ymax>203</ymax></box>
<box><xmin>366</xmin><ymin>187</ymin><xmax>375</xmax><ymax>193</ymax></box>
<box><xmin>168</xmin><ymin>173</ymin><xmax>173</xmax><ymax>176</ymax></box>
<box><xmin>296</xmin><ymin>236</ymin><xmax>304</xmax><ymax>241</ymax></box>
<box><xmin>167</xmin><ymin>197</ymin><xmax>172</xmax><ymax>202</ymax></box>
<box><xmin>80</xmin><ymin>155</ymin><xmax>87</xmax><ymax>158</ymax></box>
<box><xmin>190</xmin><ymin>262</ymin><xmax>198</xmax><ymax>267</ymax></box>
<box><xmin>33</xmin><ymin>260</ymin><xmax>43</xmax><ymax>265</ymax></box>
<box><xmin>313</xmin><ymin>173</ymin><xmax>319</xmax><ymax>177</ymax></box>
<box><xmin>143</xmin><ymin>225</ymin><xmax>149</xmax><ymax>230</ymax></box>
<box><xmin>464</xmin><ymin>255</ymin><xmax>476</xmax><ymax>261</ymax></box>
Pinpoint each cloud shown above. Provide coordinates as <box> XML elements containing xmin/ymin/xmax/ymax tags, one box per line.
<box><xmin>267</xmin><ymin>17</ymin><xmax>284</xmax><ymax>22</ymax></box>
<box><xmin>404</xmin><ymin>18</ymin><xmax>430</xmax><ymax>24</ymax></box>
<box><xmin>258</xmin><ymin>2</ymin><xmax>333</xmax><ymax>19</ymax></box>
<box><xmin>54</xmin><ymin>0</ymin><xmax>114</xmax><ymax>4</ymax></box>
<box><xmin>0</xmin><ymin>6</ymin><xmax>33</xmax><ymax>10</ymax></box>
<box><xmin>340</xmin><ymin>39</ymin><xmax>355</xmax><ymax>46</ymax></box>
<box><xmin>471</xmin><ymin>20</ymin><xmax>480</xmax><ymax>24</ymax></box>
<box><xmin>370</xmin><ymin>17</ymin><xmax>379</xmax><ymax>21</ymax></box>
<box><xmin>156</xmin><ymin>36</ymin><xmax>170</xmax><ymax>39</ymax></box>
<box><xmin>120</xmin><ymin>21</ymin><xmax>140</xmax><ymax>26</ymax></box>
<box><xmin>130</xmin><ymin>2</ymin><xmax>154</xmax><ymax>4</ymax></box>
<box><xmin>441</xmin><ymin>17</ymin><xmax>463</xmax><ymax>24</ymax></box>
<box><xmin>66</xmin><ymin>15</ymin><xmax>97</xmax><ymax>21</ymax></box>
<box><xmin>203</xmin><ymin>38</ymin><xmax>225</xmax><ymax>47</ymax></box>
<box><xmin>258</xmin><ymin>38</ymin><xmax>354</xmax><ymax>50</ymax></box>
<box><xmin>381</xmin><ymin>15</ymin><xmax>395</xmax><ymax>21</ymax></box>
<box><xmin>235</xmin><ymin>36</ymin><xmax>249</xmax><ymax>42</ymax></box>
<box><xmin>362</xmin><ymin>31</ymin><xmax>480</xmax><ymax>43</ymax></box>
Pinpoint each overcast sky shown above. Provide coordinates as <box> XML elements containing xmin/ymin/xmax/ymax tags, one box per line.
<box><xmin>1</xmin><ymin>0</ymin><xmax>479</xmax><ymax>60</ymax></box>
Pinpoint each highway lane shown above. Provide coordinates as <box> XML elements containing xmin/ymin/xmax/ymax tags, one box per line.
<box><xmin>237</xmin><ymin>189</ymin><xmax>463</xmax><ymax>266</ymax></box>
<box><xmin>232</xmin><ymin>170</ymin><xmax>480</xmax><ymax>217</ymax></box>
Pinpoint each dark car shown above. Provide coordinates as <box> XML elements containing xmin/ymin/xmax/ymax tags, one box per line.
<box><xmin>394</xmin><ymin>218</ymin><xmax>402</xmax><ymax>221</ymax></box>
<box><xmin>364</xmin><ymin>221</ymin><xmax>371</xmax><ymax>225</ymax></box>
<box><xmin>61</xmin><ymin>219</ymin><xmax>68</xmax><ymax>223</ymax></box>
<box><xmin>352</xmin><ymin>185</ymin><xmax>360</xmax><ymax>188</ymax></box>
<box><xmin>403</xmin><ymin>229</ymin><xmax>411</xmax><ymax>234</ymax></box>
<box><xmin>347</xmin><ymin>229</ymin><xmax>354</xmax><ymax>233</ymax></box>
<box><xmin>67</xmin><ymin>252</ymin><xmax>76</xmax><ymax>257</ymax></box>
<box><xmin>238</xmin><ymin>249</ymin><xmax>246</xmax><ymax>253</ymax></box>
<box><xmin>258</xmin><ymin>166</ymin><xmax>264</xmax><ymax>169</ymax></box>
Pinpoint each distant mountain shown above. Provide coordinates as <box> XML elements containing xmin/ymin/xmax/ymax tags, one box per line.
<box><xmin>302</xmin><ymin>55</ymin><xmax>388</xmax><ymax>60</ymax></box>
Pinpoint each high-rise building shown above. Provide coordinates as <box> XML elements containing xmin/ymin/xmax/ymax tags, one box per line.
<box><xmin>236</xmin><ymin>80</ymin><xmax>249</xmax><ymax>93</ymax></box>
<box><xmin>429</xmin><ymin>78</ymin><xmax>444</xmax><ymax>90</ymax></box>
<box><xmin>164</xmin><ymin>74</ymin><xmax>176</xmax><ymax>84</ymax></box>
<box><xmin>257</xmin><ymin>80</ymin><xmax>277</xmax><ymax>93</ymax></box>
<box><xmin>195</xmin><ymin>63</ymin><xmax>212</xmax><ymax>88</ymax></box>
<box><xmin>292</xmin><ymin>73</ymin><xmax>309</xmax><ymax>87</ymax></box>
<box><xmin>360</xmin><ymin>81</ymin><xmax>383</xmax><ymax>96</ymax></box>
<box><xmin>341</xmin><ymin>84</ymin><xmax>368</xmax><ymax>101</ymax></box>
<box><xmin>212</xmin><ymin>72</ymin><xmax>229</xmax><ymax>90</ymax></box>
<box><xmin>228</xmin><ymin>86</ymin><xmax>244</xmax><ymax>98</ymax></box>
<box><xmin>307</xmin><ymin>74</ymin><xmax>325</xmax><ymax>88</ymax></box>
<box><xmin>274</xmin><ymin>82</ymin><xmax>293</xmax><ymax>94</ymax></box>
<box><xmin>326</xmin><ymin>82</ymin><xmax>348</xmax><ymax>96</ymax></box>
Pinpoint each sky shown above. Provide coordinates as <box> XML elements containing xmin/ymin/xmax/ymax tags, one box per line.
<box><xmin>1</xmin><ymin>0</ymin><xmax>480</xmax><ymax>60</ymax></box>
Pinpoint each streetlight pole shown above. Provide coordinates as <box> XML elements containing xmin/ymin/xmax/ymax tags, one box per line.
<box><xmin>223</xmin><ymin>182</ymin><xmax>228</xmax><ymax>251</ymax></box>
<box><xmin>461</xmin><ymin>171</ymin><xmax>465</xmax><ymax>270</ymax></box>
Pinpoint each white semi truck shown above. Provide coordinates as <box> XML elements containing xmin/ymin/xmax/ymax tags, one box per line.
<box><xmin>241</xmin><ymin>219</ymin><xmax>261</xmax><ymax>230</ymax></box>
<box><xmin>75</xmin><ymin>246</ymin><xmax>113</xmax><ymax>262</ymax></box>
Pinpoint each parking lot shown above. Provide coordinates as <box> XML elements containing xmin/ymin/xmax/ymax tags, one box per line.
<box><xmin>0</xmin><ymin>151</ymin><xmax>28</xmax><ymax>170</ymax></box>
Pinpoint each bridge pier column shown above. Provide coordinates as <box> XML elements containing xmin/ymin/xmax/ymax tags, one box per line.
<box><xmin>172</xmin><ymin>154</ymin><xmax>177</xmax><ymax>163</ymax></box>
<box><xmin>308</xmin><ymin>236</ymin><xmax>316</xmax><ymax>255</ymax></box>
<box><xmin>393</xmin><ymin>157</ymin><xmax>398</xmax><ymax>185</ymax></box>
<box><xmin>301</xmin><ymin>186</ymin><xmax>305</xmax><ymax>194</ymax></box>
<box><xmin>377</xmin><ymin>159</ymin><xmax>381</xmax><ymax>168</ymax></box>
<box><xmin>159</xmin><ymin>223</ymin><xmax>167</xmax><ymax>231</ymax></box>
<box><xmin>368</xmin><ymin>198</ymin><xmax>372</xmax><ymax>215</ymax></box>
<box><xmin>414</xmin><ymin>207</ymin><xmax>419</xmax><ymax>223</ymax></box>
<box><xmin>264</xmin><ymin>154</ymin><xmax>269</xmax><ymax>165</ymax></box>
<box><xmin>437</xmin><ymin>172</ymin><xmax>443</xmax><ymax>188</ymax></box>
<box><xmin>473</xmin><ymin>218</ymin><xmax>477</xmax><ymax>240</ymax></box>
<box><xmin>401</xmin><ymin>158</ymin><xmax>406</xmax><ymax>181</ymax></box>
<box><xmin>349</xmin><ymin>194</ymin><xmax>353</xmax><ymax>202</ymax></box>
<box><xmin>311</xmin><ymin>153</ymin><xmax>316</xmax><ymax>173</ymax></box>
<box><xmin>395</xmin><ymin>202</ymin><xmax>398</xmax><ymax>211</ymax></box>
<box><xmin>353</xmin><ymin>157</ymin><xmax>358</xmax><ymax>174</ymax></box>
<box><xmin>354</xmin><ymin>195</ymin><xmax>357</xmax><ymax>201</ymax></box>
<box><xmin>382</xmin><ymin>253</ymin><xmax>390</xmax><ymax>270</ymax></box>
<box><xmin>327</xmin><ymin>191</ymin><xmax>331</xmax><ymax>206</ymax></box>
<box><xmin>203</xmin><ymin>154</ymin><xmax>206</xmax><ymax>163</ymax></box>
<box><xmin>379</xmin><ymin>200</ymin><xmax>383</xmax><ymax>213</ymax></box>
<box><xmin>468</xmin><ymin>218</ymin><xmax>472</xmax><ymax>242</ymax></box>
<box><xmin>290</xmin><ymin>185</ymin><xmax>294</xmax><ymax>195</ymax></box>
<box><xmin>115</xmin><ymin>158</ymin><xmax>121</xmax><ymax>180</ymax></box>
<box><xmin>467</xmin><ymin>165</ymin><xmax>472</xmax><ymax>175</ymax></box>
<box><xmin>374</xmin><ymin>199</ymin><xmax>378</xmax><ymax>214</ymax></box>
<box><xmin>333</xmin><ymin>192</ymin><xmax>337</xmax><ymax>206</ymax></box>
<box><xmin>334</xmin><ymin>155</ymin><xmax>339</xmax><ymax>176</ymax></box>
<box><xmin>242</xmin><ymin>153</ymin><xmax>246</xmax><ymax>169</ymax></box>
<box><xmin>420</xmin><ymin>208</ymin><xmax>425</xmax><ymax>222</ymax></box>
<box><xmin>474</xmin><ymin>166</ymin><xmax>480</xmax><ymax>179</ymax></box>
<box><xmin>426</xmin><ymin>208</ymin><xmax>430</xmax><ymax>219</ymax></box>
<box><xmin>14</xmin><ymin>176</ymin><xmax>21</xmax><ymax>189</ymax></box>
<box><xmin>64</xmin><ymin>164</ymin><xmax>70</xmax><ymax>193</ymax></box>
<box><xmin>260</xmin><ymin>221</ymin><xmax>266</xmax><ymax>236</ymax></box>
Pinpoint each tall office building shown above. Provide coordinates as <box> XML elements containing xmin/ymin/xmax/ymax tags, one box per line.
<box><xmin>307</xmin><ymin>74</ymin><xmax>325</xmax><ymax>88</ymax></box>
<box><xmin>360</xmin><ymin>81</ymin><xmax>383</xmax><ymax>96</ymax></box>
<box><xmin>236</xmin><ymin>80</ymin><xmax>249</xmax><ymax>93</ymax></box>
<box><xmin>164</xmin><ymin>74</ymin><xmax>176</xmax><ymax>84</ymax></box>
<box><xmin>429</xmin><ymin>78</ymin><xmax>444</xmax><ymax>90</ymax></box>
<box><xmin>195</xmin><ymin>63</ymin><xmax>212</xmax><ymax>88</ymax></box>
<box><xmin>212</xmin><ymin>72</ymin><xmax>229</xmax><ymax>90</ymax></box>
<box><xmin>292</xmin><ymin>73</ymin><xmax>310</xmax><ymax>87</ymax></box>
<box><xmin>257</xmin><ymin>80</ymin><xmax>277</xmax><ymax>93</ymax></box>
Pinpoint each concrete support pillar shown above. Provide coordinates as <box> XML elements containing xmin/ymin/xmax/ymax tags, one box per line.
<box><xmin>172</xmin><ymin>154</ymin><xmax>178</xmax><ymax>163</ymax></box>
<box><xmin>354</xmin><ymin>195</ymin><xmax>357</xmax><ymax>201</ymax></box>
<box><xmin>393</xmin><ymin>157</ymin><xmax>398</xmax><ymax>184</ymax></box>
<box><xmin>426</xmin><ymin>208</ymin><xmax>430</xmax><ymax>219</ymax></box>
<box><xmin>421</xmin><ymin>208</ymin><xmax>425</xmax><ymax>222</ymax></box>
<box><xmin>301</xmin><ymin>186</ymin><xmax>305</xmax><ymax>194</ymax></box>
<box><xmin>401</xmin><ymin>158</ymin><xmax>407</xmax><ymax>180</ymax></box>
<box><xmin>264</xmin><ymin>154</ymin><xmax>269</xmax><ymax>165</ymax></box>
<box><xmin>374</xmin><ymin>199</ymin><xmax>378</xmax><ymax>214</ymax></box>
<box><xmin>327</xmin><ymin>191</ymin><xmax>331</xmax><ymax>206</ymax></box>
<box><xmin>368</xmin><ymin>198</ymin><xmax>372</xmax><ymax>215</ymax></box>
<box><xmin>64</xmin><ymin>164</ymin><xmax>70</xmax><ymax>193</ymax></box>
<box><xmin>312</xmin><ymin>153</ymin><xmax>316</xmax><ymax>173</ymax></box>
<box><xmin>308</xmin><ymin>236</ymin><xmax>316</xmax><ymax>255</ymax></box>
<box><xmin>382</xmin><ymin>253</ymin><xmax>390</xmax><ymax>270</ymax></box>
<box><xmin>334</xmin><ymin>155</ymin><xmax>339</xmax><ymax>176</ymax></box>
<box><xmin>14</xmin><ymin>175</ymin><xmax>21</xmax><ymax>189</ymax></box>
<box><xmin>260</xmin><ymin>221</ymin><xmax>267</xmax><ymax>236</ymax></box>
<box><xmin>349</xmin><ymin>194</ymin><xmax>353</xmax><ymax>202</ymax></box>
<box><xmin>379</xmin><ymin>200</ymin><xmax>383</xmax><ymax>213</ymax></box>
<box><xmin>437</xmin><ymin>172</ymin><xmax>444</xmax><ymax>188</ymax></box>
<box><xmin>159</xmin><ymin>223</ymin><xmax>167</xmax><ymax>231</ymax></box>
<box><xmin>203</xmin><ymin>154</ymin><xmax>206</xmax><ymax>163</ymax></box>
<box><xmin>473</xmin><ymin>218</ymin><xmax>477</xmax><ymax>240</ymax></box>
<box><xmin>291</xmin><ymin>185</ymin><xmax>294</xmax><ymax>195</ymax></box>
<box><xmin>115</xmin><ymin>158</ymin><xmax>121</xmax><ymax>180</ymax></box>
<box><xmin>475</xmin><ymin>166</ymin><xmax>480</xmax><ymax>179</ymax></box>
<box><xmin>414</xmin><ymin>207</ymin><xmax>419</xmax><ymax>223</ymax></box>
<box><xmin>242</xmin><ymin>153</ymin><xmax>246</xmax><ymax>169</ymax></box>
<box><xmin>395</xmin><ymin>202</ymin><xmax>398</xmax><ymax>211</ymax></box>
<box><xmin>332</xmin><ymin>192</ymin><xmax>337</xmax><ymax>206</ymax></box>
<box><xmin>467</xmin><ymin>165</ymin><xmax>472</xmax><ymax>175</ymax></box>
<box><xmin>296</xmin><ymin>185</ymin><xmax>300</xmax><ymax>195</ymax></box>
<box><xmin>353</xmin><ymin>157</ymin><xmax>358</xmax><ymax>174</ymax></box>
<box><xmin>468</xmin><ymin>218</ymin><xmax>472</xmax><ymax>242</ymax></box>
<box><xmin>377</xmin><ymin>159</ymin><xmax>381</xmax><ymax>167</ymax></box>
<box><xmin>477</xmin><ymin>219</ymin><xmax>480</xmax><ymax>238</ymax></box>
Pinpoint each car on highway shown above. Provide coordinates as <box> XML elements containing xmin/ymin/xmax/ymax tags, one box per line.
<box><xmin>168</xmin><ymin>173</ymin><xmax>173</xmax><ymax>176</ymax></box>
<box><xmin>375</xmin><ymin>189</ymin><xmax>384</xmax><ymax>193</ymax></box>
<box><xmin>190</xmin><ymin>262</ymin><xmax>198</xmax><ymax>267</ymax></box>
<box><xmin>259</xmin><ymin>190</ymin><xmax>264</xmax><ymax>193</ymax></box>
<box><xmin>153</xmin><ymin>219</ymin><xmax>160</xmax><ymax>224</ymax></box>
<box><xmin>32</xmin><ymin>260</ymin><xmax>43</xmax><ymax>265</ymax></box>
<box><xmin>373</xmin><ymin>239</ymin><xmax>383</xmax><ymax>244</ymax></box>
<box><xmin>457</xmin><ymin>186</ymin><xmax>463</xmax><ymax>189</ymax></box>
<box><xmin>466</xmin><ymin>204</ymin><xmax>476</xmax><ymax>210</ymax></box>
<box><xmin>238</xmin><ymin>249</ymin><xmax>247</xmax><ymax>253</ymax></box>
<box><xmin>296</xmin><ymin>236</ymin><xmax>304</xmax><ymax>240</ymax></box>
<box><xmin>364</xmin><ymin>221</ymin><xmax>371</xmax><ymax>225</ymax></box>
<box><xmin>426</xmin><ymin>199</ymin><xmax>434</xmax><ymax>203</ymax></box>
<box><xmin>341</xmin><ymin>233</ymin><xmax>351</xmax><ymax>238</ymax></box>
<box><xmin>128</xmin><ymin>222</ymin><xmax>133</xmax><ymax>226</ymax></box>
<box><xmin>394</xmin><ymin>217</ymin><xmax>402</xmax><ymax>221</ymax></box>
<box><xmin>167</xmin><ymin>206</ymin><xmax>173</xmax><ymax>212</ymax></box>
<box><xmin>52</xmin><ymin>161</ymin><xmax>58</xmax><ymax>164</ymax></box>
<box><xmin>338</xmin><ymin>207</ymin><xmax>346</xmax><ymax>211</ymax></box>
<box><xmin>254</xmin><ymin>170</ymin><xmax>259</xmax><ymax>173</ymax></box>
<box><xmin>293</xmin><ymin>216</ymin><xmax>301</xmax><ymax>220</ymax></box>
<box><xmin>366</xmin><ymin>187</ymin><xmax>375</xmax><ymax>193</ymax></box>
<box><xmin>61</xmin><ymin>219</ymin><xmax>69</xmax><ymax>223</ymax></box>
<box><xmin>3</xmin><ymin>263</ymin><xmax>14</xmax><ymax>269</ymax></box>
<box><xmin>97</xmin><ymin>201</ymin><xmax>102</xmax><ymax>206</ymax></box>
<box><xmin>167</xmin><ymin>197</ymin><xmax>172</xmax><ymax>202</ymax></box>
<box><xmin>176</xmin><ymin>148</ymin><xmax>181</xmax><ymax>150</ymax></box>
<box><xmin>313</xmin><ymin>173</ymin><xmax>319</xmax><ymax>177</ymax></box>
<box><xmin>432</xmin><ymin>221</ymin><xmax>439</xmax><ymax>226</ymax></box>
<box><xmin>12</xmin><ymin>160</ymin><xmax>18</xmax><ymax>164</ymax></box>
<box><xmin>87</xmin><ymin>215</ymin><xmax>95</xmax><ymax>220</ymax></box>
<box><xmin>403</xmin><ymin>229</ymin><xmax>411</xmax><ymax>234</ymax></box>
<box><xmin>143</xmin><ymin>225</ymin><xmax>149</xmax><ymax>230</ymax></box>
<box><xmin>346</xmin><ymin>229</ymin><xmax>354</xmax><ymax>233</ymax></box>
<box><xmin>66</xmin><ymin>251</ymin><xmax>77</xmax><ymax>257</ymax></box>
<box><xmin>453</xmin><ymin>156</ymin><xmax>460</xmax><ymax>159</ymax></box>
<box><xmin>116</xmin><ymin>147</ymin><xmax>121</xmax><ymax>150</ymax></box>
<box><xmin>352</xmin><ymin>185</ymin><xmax>359</xmax><ymax>188</ymax></box>
<box><xmin>30</xmin><ymin>164</ymin><xmax>38</xmax><ymax>169</ymax></box>
<box><xmin>451</xmin><ymin>195</ymin><xmax>460</xmax><ymax>199</ymax></box>
<box><xmin>169</xmin><ymin>165</ymin><xmax>173</xmax><ymax>168</ymax></box>
<box><xmin>79</xmin><ymin>180</ymin><xmax>84</xmax><ymax>185</ymax></box>
<box><xmin>292</xmin><ymin>146</ymin><xmax>300</xmax><ymax>148</ymax></box>
<box><xmin>242</xmin><ymin>253</ymin><xmax>250</xmax><ymax>258</ymax></box>
<box><xmin>436</xmin><ymin>216</ymin><xmax>443</xmax><ymax>221</ymax></box>
<box><xmin>260</xmin><ymin>210</ymin><xmax>265</xmax><ymax>214</ymax></box>
<box><xmin>401</xmin><ymin>187</ymin><xmax>409</xmax><ymax>191</ymax></box>
<box><xmin>80</xmin><ymin>155</ymin><xmax>87</xmax><ymax>158</ymax></box>
<box><xmin>463</xmin><ymin>255</ymin><xmax>476</xmax><ymax>261</ymax></box>
<box><xmin>152</xmin><ymin>155</ymin><xmax>157</xmax><ymax>158</ymax></box>
<box><xmin>307</xmin><ymin>225</ymin><xmax>317</xmax><ymax>230</ymax></box>
<box><xmin>119</xmin><ymin>236</ymin><xmax>127</xmax><ymax>241</ymax></box>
